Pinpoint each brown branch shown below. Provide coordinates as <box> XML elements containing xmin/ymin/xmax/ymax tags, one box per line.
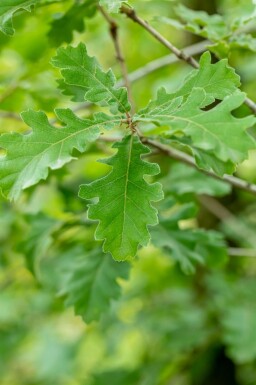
<box><xmin>120</xmin><ymin>5</ymin><xmax>256</xmax><ymax>115</ymax></box>
<box><xmin>126</xmin><ymin>41</ymin><xmax>209</xmax><ymax>83</ymax></box>
<box><xmin>120</xmin><ymin>5</ymin><xmax>199</xmax><ymax>68</ymax></box>
<box><xmin>98</xmin><ymin>5</ymin><xmax>135</xmax><ymax>117</ymax></box>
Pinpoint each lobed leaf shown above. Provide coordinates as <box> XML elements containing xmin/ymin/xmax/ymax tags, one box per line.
<box><xmin>151</xmin><ymin>203</ymin><xmax>228</xmax><ymax>274</ymax></box>
<box><xmin>0</xmin><ymin>0</ymin><xmax>39</xmax><ymax>36</ymax></box>
<box><xmin>79</xmin><ymin>135</ymin><xmax>164</xmax><ymax>261</ymax></box>
<box><xmin>48</xmin><ymin>1</ymin><xmax>97</xmax><ymax>46</ymax></box>
<box><xmin>174</xmin><ymin>51</ymin><xmax>240</xmax><ymax>104</ymax></box>
<box><xmin>0</xmin><ymin>109</ymin><xmax>119</xmax><ymax>200</ymax></box>
<box><xmin>161</xmin><ymin>5</ymin><xmax>256</xmax><ymax>56</ymax></box>
<box><xmin>174</xmin><ymin>4</ymin><xmax>230</xmax><ymax>41</ymax></box>
<box><xmin>63</xmin><ymin>248</ymin><xmax>130</xmax><ymax>322</ymax></box>
<box><xmin>51</xmin><ymin>43</ymin><xmax>131</xmax><ymax>113</ymax></box>
<box><xmin>222</xmin><ymin>304</ymin><xmax>256</xmax><ymax>363</ymax></box>
<box><xmin>135</xmin><ymin>52</ymin><xmax>255</xmax><ymax>174</ymax></box>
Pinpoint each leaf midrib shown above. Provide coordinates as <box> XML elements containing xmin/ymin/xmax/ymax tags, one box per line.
<box><xmin>119</xmin><ymin>135</ymin><xmax>133</xmax><ymax>254</ymax></box>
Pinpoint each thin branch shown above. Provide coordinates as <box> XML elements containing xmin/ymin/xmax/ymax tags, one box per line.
<box><xmin>72</xmin><ymin>40</ymin><xmax>209</xmax><ymax>115</ymax></box>
<box><xmin>120</xmin><ymin>5</ymin><xmax>256</xmax><ymax>115</ymax></box>
<box><xmin>98</xmin><ymin>5</ymin><xmax>135</xmax><ymax>116</ymax></box>
<box><xmin>126</xmin><ymin>40</ymin><xmax>209</xmax><ymax>84</ymax></box>
<box><xmin>0</xmin><ymin>111</ymin><xmax>21</xmax><ymax>121</ymax></box>
<box><xmin>120</xmin><ymin>5</ymin><xmax>199</xmax><ymax>68</ymax></box>
<box><xmin>141</xmin><ymin>137</ymin><xmax>256</xmax><ymax>195</ymax></box>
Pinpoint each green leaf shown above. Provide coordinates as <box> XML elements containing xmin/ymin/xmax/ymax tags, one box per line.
<box><xmin>173</xmin><ymin>4</ymin><xmax>229</xmax><ymax>41</ymax></box>
<box><xmin>79</xmin><ymin>135</ymin><xmax>164</xmax><ymax>261</ymax></box>
<box><xmin>162</xmin><ymin>163</ymin><xmax>231</xmax><ymax>197</ymax></box>
<box><xmin>63</xmin><ymin>248</ymin><xmax>130</xmax><ymax>322</ymax></box>
<box><xmin>18</xmin><ymin>214</ymin><xmax>61</xmax><ymax>276</ymax></box>
<box><xmin>0</xmin><ymin>109</ymin><xmax>119</xmax><ymax>200</ymax></box>
<box><xmin>192</xmin><ymin>147</ymin><xmax>237</xmax><ymax>176</ymax></box>
<box><xmin>151</xmin><ymin>203</ymin><xmax>228</xmax><ymax>274</ymax></box>
<box><xmin>0</xmin><ymin>0</ymin><xmax>39</xmax><ymax>36</ymax></box>
<box><xmin>48</xmin><ymin>1</ymin><xmax>97</xmax><ymax>47</ymax></box>
<box><xmin>135</xmin><ymin>52</ymin><xmax>254</xmax><ymax>175</ymax></box>
<box><xmin>51</xmin><ymin>43</ymin><xmax>131</xmax><ymax>113</ymax></box>
<box><xmin>137</xmin><ymin>52</ymin><xmax>240</xmax><ymax>115</ymax></box>
<box><xmin>230</xmin><ymin>33</ymin><xmax>256</xmax><ymax>52</ymax></box>
<box><xmin>208</xmin><ymin>275</ymin><xmax>256</xmax><ymax>363</ymax></box>
<box><xmin>161</xmin><ymin>5</ymin><xmax>256</xmax><ymax>56</ymax></box>
<box><xmin>222</xmin><ymin>304</ymin><xmax>256</xmax><ymax>363</ymax></box>
<box><xmin>136</xmin><ymin>88</ymin><xmax>255</xmax><ymax>174</ymax></box>
<box><xmin>174</xmin><ymin>51</ymin><xmax>240</xmax><ymax>104</ymax></box>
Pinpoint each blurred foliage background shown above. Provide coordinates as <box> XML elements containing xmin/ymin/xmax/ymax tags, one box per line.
<box><xmin>1</xmin><ymin>0</ymin><xmax>256</xmax><ymax>384</ymax></box>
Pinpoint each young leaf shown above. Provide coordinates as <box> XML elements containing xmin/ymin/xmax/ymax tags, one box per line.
<box><xmin>161</xmin><ymin>5</ymin><xmax>256</xmax><ymax>57</ymax></box>
<box><xmin>174</xmin><ymin>4</ymin><xmax>229</xmax><ymax>41</ymax></box>
<box><xmin>51</xmin><ymin>43</ymin><xmax>131</xmax><ymax>113</ymax></box>
<box><xmin>136</xmin><ymin>89</ymin><xmax>255</xmax><ymax>174</ymax></box>
<box><xmin>0</xmin><ymin>109</ymin><xmax>119</xmax><ymax>200</ymax></box>
<box><xmin>79</xmin><ymin>135</ymin><xmax>164</xmax><ymax>261</ymax></box>
<box><xmin>63</xmin><ymin>248</ymin><xmax>130</xmax><ymax>322</ymax></box>
<box><xmin>0</xmin><ymin>0</ymin><xmax>39</xmax><ymax>36</ymax></box>
<box><xmin>48</xmin><ymin>1</ymin><xmax>97</xmax><ymax>46</ymax></box>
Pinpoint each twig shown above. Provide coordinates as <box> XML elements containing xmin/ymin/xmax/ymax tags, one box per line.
<box><xmin>0</xmin><ymin>111</ymin><xmax>21</xmax><ymax>121</ymax></box>
<box><xmin>141</xmin><ymin>137</ymin><xmax>256</xmax><ymax>195</ymax></box>
<box><xmin>72</xmin><ymin>40</ymin><xmax>209</xmax><ymax>115</ymax></box>
<box><xmin>120</xmin><ymin>5</ymin><xmax>256</xmax><ymax>115</ymax></box>
<box><xmin>98</xmin><ymin>134</ymin><xmax>256</xmax><ymax>196</ymax></box>
<box><xmin>120</xmin><ymin>5</ymin><xmax>199</xmax><ymax>68</ymax></box>
<box><xmin>126</xmin><ymin>41</ymin><xmax>209</xmax><ymax>83</ymax></box>
<box><xmin>98</xmin><ymin>5</ymin><xmax>135</xmax><ymax>117</ymax></box>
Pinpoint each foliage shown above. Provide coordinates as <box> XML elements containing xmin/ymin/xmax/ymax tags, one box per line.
<box><xmin>160</xmin><ymin>3</ymin><xmax>256</xmax><ymax>56</ymax></box>
<box><xmin>79</xmin><ymin>135</ymin><xmax>163</xmax><ymax>260</ymax></box>
<box><xmin>1</xmin><ymin>0</ymin><xmax>256</xmax><ymax>384</ymax></box>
